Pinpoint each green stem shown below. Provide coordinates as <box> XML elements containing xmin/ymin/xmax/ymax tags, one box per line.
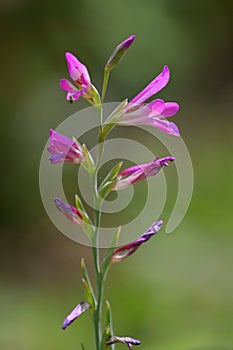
<box><xmin>92</xmin><ymin>103</ymin><xmax>105</xmax><ymax>350</ymax></box>
<box><xmin>96</xmin><ymin>104</ymin><xmax>104</xmax><ymax>167</ymax></box>
<box><xmin>91</xmin><ymin>185</ymin><xmax>102</xmax><ymax>350</ymax></box>
<box><xmin>92</xmin><ymin>264</ymin><xmax>100</xmax><ymax>350</ymax></box>
<box><xmin>101</xmin><ymin>68</ymin><xmax>110</xmax><ymax>104</ymax></box>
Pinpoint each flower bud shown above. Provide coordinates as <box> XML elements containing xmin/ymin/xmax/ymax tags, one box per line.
<box><xmin>105</xmin><ymin>35</ymin><xmax>136</xmax><ymax>71</ymax></box>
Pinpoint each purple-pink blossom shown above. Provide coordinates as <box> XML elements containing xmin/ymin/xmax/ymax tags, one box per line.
<box><xmin>62</xmin><ymin>301</ymin><xmax>90</xmax><ymax>330</ymax></box>
<box><xmin>113</xmin><ymin>156</ymin><xmax>175</xmax><ymax>191</ymax></box>
<box><xmin>117</xmin><ymin>66</ymin><xmax>180</xmax><ymax>136</ymax></box>
<box><xmin>60</xmin><ymin>52</ymin><xmax>93</xmax><ymax>102</ymax></box>
<box><xmin>48</xmin><ymin>129</ymin><xmax>84</xmax><ymax>164</ymax></box>
<box><xmin>54</xmin><ymin>198</ymin><xmax>83</xmax><ymax>224</ymax></box>
<box><xmin>111</xmin><ymin>220</ymin><xmax>163</xmax><ymax>263</ymax></box>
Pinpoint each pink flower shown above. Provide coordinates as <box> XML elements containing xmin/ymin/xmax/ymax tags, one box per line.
<box><xmin>48</xmin><ymin>129</ymin><xmax>84</xmax><ymax>164</ymax></box>
<box><xmin>60</xmin><ymin>52</ymin><xmax>93</xmax><ymax>102</ymax></box>
<box><xmin>111</xmin><ymin>220</ymin><xmax>163</xmax><ymax>263</ymax></box>
<box><xmin>62</xmin><ymin>301</ymin><xmax>90</xmax><ymax>330</ymax></box>
<box><xmin>54</xmin><ymin>198</ymin><xmax>84</xmax><ymax>224</ymax></box>
<box><xmin>113</xmin><ymin>156</ymin><xmax>175</xmax><ymax>191</ymax></box>
<box><xmin>117</xmin><ymin>66</ymin><xmax>180</xmax><ymax>136</ymax></box>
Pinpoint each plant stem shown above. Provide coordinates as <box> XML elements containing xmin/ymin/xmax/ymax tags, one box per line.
<box><xmin>92</xmin><ymin>102</ymin><xmax>105</xmax><ymax>350</ymax></box>
<box><xmin>101</xmin><ymin>68</ymin><xmax>110</xmax><ymax>104</ymax></box>
<box><xmin>91</xmin><ymin>171</ymin><xmax>101</xmax><ymax>350</ymax></box>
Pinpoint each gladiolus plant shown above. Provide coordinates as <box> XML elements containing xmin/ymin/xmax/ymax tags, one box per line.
<box><xmin>48</xmin><ymin>35</ymin><xmax>180</xmax><ymax>350</ymax></box>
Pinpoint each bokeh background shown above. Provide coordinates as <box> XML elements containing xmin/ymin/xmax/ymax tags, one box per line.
<box><xmin>0</xmin><ymin>0</ymin><xmax>233</xmax><ymax>349</ymax></box>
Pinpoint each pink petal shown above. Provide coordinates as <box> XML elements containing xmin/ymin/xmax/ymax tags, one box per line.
<box><xmin>130</xmin><ymin>65</ymin><xmax>170</xmax><ymax>105</ymax></box>
<box><xmin>49</xmin><ymin>129</ymin><xmax>77</xmax><ymax>150</ymax></box>
<box><xmin>118</xmin><ymin>162</ymin><xmax>149</xmax><ymax>178</ymax></box>
<box><xmin>114</xmin><ymin>169</ymin><xmax>147</xmax><ymax>190</ymax></box>
<box><xmin>160</xmin><ymin>102</ymin><xmax>180</xmax><ymax>117</ymax></box>
<box><xmin>60</xmin><ymin>79</ymin><xmax>78</xmax><ymax>92</ymax></box>
<box><xmin>61</xmin><ymin>77</ymin><xmax>88</xmax><ymax>102</ymax></box>
<box><xmin>147</xmin><ymin>99</ymin><xmax>165</xmax><ymax>115</ymax></box>
<box><xmin>48</xmin><ymin>129</ymin><xmax>84</xmax><ymax>162</ymax></box>
<box><xmin>120</xmin><ymin>105</ymin><xmax>151</xmax><ymax>125</ymax></box>
<box><xmin>65</xmin><ymin>52</ymin><xmax>91</xmax><ymax>84</ymax></box>
<box><xmin>152</xmin><ymin>118</ymin><xmax>180</xmax><ymax>136</ymax></box>
<box><xmin>54</xmin><ymin>198</ymin><xmax>82</xmax><ymax>224</ymax></box>
<box><xmin>66</xmin><ymin>90</ymin><xmax>82</xmax><ymax>102</ymax></box>
<box><xmin>120</xmin><ymin>35</ymin><xmax>136</xmax><ymax>50</ymax></box>
<box><xmin>73</xmin><ymin>81</ymin><xmax>88</xmax><ymax>101</ymax></box>
<box><xmin>49</xmin><ymin>153</ymin><xmax>67</xmax><ymax>164</ymax></box>
<box><xmin>155</xmin><ymin>156</ymin><xmax>176</xmax><ymax>167</ymax></box>
<box><xmin>114</xmin><ymin>156</ymin><xmax>175</xmax><ymax>191</ymax></box>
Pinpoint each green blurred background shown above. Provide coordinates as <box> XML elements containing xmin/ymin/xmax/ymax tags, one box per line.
<box><xmin>0</xmin><ymin>0</ymin><xmax>233</xmax><ymax>349</ymax></box>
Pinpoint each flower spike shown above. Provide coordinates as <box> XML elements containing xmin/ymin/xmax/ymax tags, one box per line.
<box><xmin>111</xmin><ymin>220</ymin><xmax>163</xmax><ymax>263</ymax></box>
<box><xmin>49</xmin><ymin>37</ymin><xmax>183</xmax><ymax>349</ymax></box>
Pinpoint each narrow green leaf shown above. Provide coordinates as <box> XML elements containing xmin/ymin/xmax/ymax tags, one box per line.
<box><xmin>101</xmin><ymin>67</ymin><xmax>110</xmax><ymax>103</ymax></box>
<box><xmin>81</xmin><ymin>258</ymin><xmax>96</xmax><ymax>311</ymax></box>
<box><xmin>105</xmin><ymin>161</ymin><xmax>123</xmax><ymax>181</ymax></box>
<box><xmin>98</xmin><ymin>162</ymin><xmax>122</xmax><ymax>199</ymax></box>
<box><xmin>75</xmin><ymin>195</ymin><xmax>91</xmax><ymax>224</ymax></box>
<box><xmin>105</xmin><ymin>99</ymin><xmax>128</xmax><ymax>123</ymax></box>
<box><xmin>89</xmin><ymin>84</ymin><xmax>101</xmax><ymax>106</ymax></box>
<box><xmin>81</xmin><ymin>279</ymin><xmax>95</xmax><ymax>311</ymax></box>
<box><xmin>82</xmin><ymin>144</ymin><xmax>96</xmax><ymax>174</ymax></box>
<box><xmin>72</xmin><ymin>136</ymin><xmax>82</xmax><ymax>147</ymax></box>
<box><xmin>98</xmin><ymin>180</ymin><xmax>117</xmax><ymax>199</ymax></box>
<box><xmin>105</xmin><ymin>301</ymin><xmax>112</xmax><ymax>337</ymax></box>
<box><xmin>75</xmin><ymin>195</ymin><xmax>95</xmax><ymax>240</ymax></box>
<box><xmin>102</xmin><ymin>99</ymin><xmax>128</xmax><ymax>139</ymax></box>
<box><xmin>75</xmin><ymin>194</ymin><xmax>86</xmax><ymax>212</ymax></box>
<box><xmin>102</xmin><ymin>301</ymin><xmax>115</xmax><ymax>350</ymax></box>
<box><xmin>101</xmin><ymin>123</ymin><xmax>115</xmax><ymax>141</ymax></box>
